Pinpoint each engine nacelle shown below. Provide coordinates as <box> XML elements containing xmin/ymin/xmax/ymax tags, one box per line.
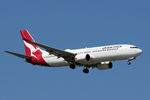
<box><xmin>75</xmin><ymin>54</ymin><xmax>91</xmax><ymax>62</ymax></box>
<box><xmin>97</xmin><ymin>62</ymin><xmax>113</xmax><ymax>70</ymax></box>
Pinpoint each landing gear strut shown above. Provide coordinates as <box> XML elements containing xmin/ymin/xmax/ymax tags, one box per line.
<box><xmin>128</xmin><ymin>57</ymin><xmax>136</xmax><ymax>65</ymax></box>
<box><xmin>83</xmin><ymin>67</ymin><xmax>89</xmax><ymax>73</ymax></box>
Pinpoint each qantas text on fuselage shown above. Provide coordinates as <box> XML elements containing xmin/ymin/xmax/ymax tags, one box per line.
<box><xmin>5</xmin><ymin>30</ymin><xmax>143</xmax><ymax>73</ymax></box>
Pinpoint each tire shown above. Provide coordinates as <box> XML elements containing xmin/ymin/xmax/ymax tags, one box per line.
<box><xmin>69</xmin><ymin>64</ymin><xmax>76</xmax><ymax>69</ymax></box>
<box><xmin>83</xmin><ymin>68</ymin><xmax>89</xmax><ymax>73</ymax></box>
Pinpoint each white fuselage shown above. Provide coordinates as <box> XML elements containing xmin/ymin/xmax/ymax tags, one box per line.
<box><xmin>42</xmin><ymin>44</ymin><xmax>142</xmax><ymax>67</ymax></box>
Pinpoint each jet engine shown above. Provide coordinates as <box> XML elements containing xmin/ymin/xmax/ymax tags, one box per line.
<box><xmin>75</xmin><ymin>54</ymin><xmax>91</xmax><ymax>62</ymax></box>
<box><xmin>97</xmin><ymin>61</ymin><xmax>113</xmax><ymax>70</ymax></box>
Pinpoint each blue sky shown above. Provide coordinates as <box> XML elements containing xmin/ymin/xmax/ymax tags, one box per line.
<box><xmin>0</xmin><ymin>0</ymin><xmax>150</xmax><ymax>100</ymax></box>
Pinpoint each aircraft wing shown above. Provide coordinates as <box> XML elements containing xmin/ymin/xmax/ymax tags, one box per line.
<box><xmin>24</xmin><ymin>39</ymin><xmax>76</xmax><ymax>63</ymax></box>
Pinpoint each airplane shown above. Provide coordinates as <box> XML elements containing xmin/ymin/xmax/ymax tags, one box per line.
<box><xmin>5</xmin><ymin>30</ymin><xmax>143</xmax><ymax>73</ymax></box>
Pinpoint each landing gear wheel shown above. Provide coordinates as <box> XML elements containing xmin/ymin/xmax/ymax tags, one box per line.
<box><xmin>83</xmin><ymin>68</ymin><xmax>89</xmax><ymax>73</ymax></box>
<box><xmin>69</xmin><ymin>64</ymin><xmax>76</xmax><ymax>69</ymax></box>
<box><xmin>128</xmin><ymin>61</ymin><xmax>131</xmax><ymax>65</ymax></box>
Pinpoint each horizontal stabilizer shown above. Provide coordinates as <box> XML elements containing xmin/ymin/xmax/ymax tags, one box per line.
<box><xmin>5</xmin><ymin>51</ymin><xmax>32</xmax><ymax>60</ymax></box>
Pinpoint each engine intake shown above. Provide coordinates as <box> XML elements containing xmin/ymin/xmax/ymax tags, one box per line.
<box><xmin>86</xmin><ymin>54</ymin><xmax>90</xmax><ymax>61</ymax></box>
<box><xmin>75</xmin><ymin>54</ymin><xmax>91</xmax><ymax>62</ymax></box>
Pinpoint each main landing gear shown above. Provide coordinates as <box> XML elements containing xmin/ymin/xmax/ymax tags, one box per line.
<box><xmin>83</xmin><ymin>67</ymin><xmax>89</xmax><ymax>73</ymax></box>
<box><xmin>69</xmin><ymin>64</ymin><xmax>89</xmax><ymax>74</ymax></box>
<box><xmin>128</xmin><ymin>57</ymin><xmax>136</xmax><ymax>65</ymax></box>
<box><xmin>69</xmin><ymin>64</ymin><xmax>76</xmax><ymax>69</ymax></box>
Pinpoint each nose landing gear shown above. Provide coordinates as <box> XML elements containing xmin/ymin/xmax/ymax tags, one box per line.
<box><xmin>128</xmin><ymin>57</ymin><xmax>136</xmax><ymax>65</ymax></box>
<box><xmin>128</xmin><ymin>61</ymin><xmax>131</xmax><ymax>65</ymax></box>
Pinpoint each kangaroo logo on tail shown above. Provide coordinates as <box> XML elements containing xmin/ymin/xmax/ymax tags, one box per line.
<box><xmin>20</xmin><ymin>30</ymin><xmax>48</xmax><ymax>66</ymax></box>
<box><xmin>20</xmin><ymin>30</ymin><xmax>41</xmax><ymax>57</ymax></box>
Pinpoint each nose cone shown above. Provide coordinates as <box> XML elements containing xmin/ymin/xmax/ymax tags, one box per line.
<box><xmin>136</xmin><ymin>49</ymin><xmax>143</xmax><ymax>56</ymax></box>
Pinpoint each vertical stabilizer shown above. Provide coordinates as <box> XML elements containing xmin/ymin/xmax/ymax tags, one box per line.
<box><xmin>20</xmin><ymin>30</ymin><xmax>48</xmax><ymax>66</ymax></box>
<box><xmin>20</xmin><ymin>30</ymin><xmax>39</xmax><ymax>56</ymax></box>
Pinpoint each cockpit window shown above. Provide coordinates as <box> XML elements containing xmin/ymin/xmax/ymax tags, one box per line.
<box><xmin>130</xmin><ymin>46</ymin><xmax>138</xmax><ymax>48</ymax></box>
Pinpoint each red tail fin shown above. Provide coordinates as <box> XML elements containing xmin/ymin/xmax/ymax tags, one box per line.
<box><xmin>20</xmin><ymin>30</ymin><xmax>39</xmax><ymax>56</ymax></box>
<box><xmin>20</xmin><ymin>30</ymin><xmax>35</xmax><ymax>42</ymax></box>
<box><xmin>20</xmin><ymin>30</ymin><xmax>48</xmax><ymax>66</ymax></box>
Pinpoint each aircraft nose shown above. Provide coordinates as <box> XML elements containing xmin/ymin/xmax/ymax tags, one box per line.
<box><xmin>137</xmin><ymin>49</ymin><xmax>143</xmax><ymax>55</ymax></box>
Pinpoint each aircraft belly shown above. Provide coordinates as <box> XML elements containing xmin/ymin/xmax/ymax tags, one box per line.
<box><xmin>44</xmin><ymin>57</ymin><xmax>69</xmax><ymax>67</ymax></box>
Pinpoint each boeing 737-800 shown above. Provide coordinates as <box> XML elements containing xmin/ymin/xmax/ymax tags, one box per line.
<box><xmin>5</xmin><ymin>30</ymin><xmax>143</xmax><ymax>73</ymax></box>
